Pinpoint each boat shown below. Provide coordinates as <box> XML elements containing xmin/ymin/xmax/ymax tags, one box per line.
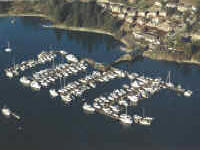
<box><xmin>11</xmin><ymin>18</ymin><xmax>16</xmax><ymax>24</ymax></box>
<box><xmin>133</xmin><ymin>115</ymin><xmax>153</xmax><ymax>126</ymax></box>
<box><xmin>49</xmin><ymin>89</ymin><xmax>58</xmax><ymax>98</ymax></box>
<box><xmin>65</xmin><ymin>54</ymin><xmax>78</xmax><ymax>63</ymax></box>
<box><xmin>82</xmin><ymin>102</ymin><xmax>95</xmax><ymax>112</ymax></box>
<box><xmin>119</xmin><ymin>114</ymin><xmax>133</xmax><ymax>125</ymax></box>
<box><xmin>119</xmin><ymin>106</ymin><xmax>133</xmax><ymax>125</ymax></box>
<box><xmin>60</xmin><ymin>95</ymin><xmax>72</xmax><ymax>103</ymax></box>
<box><xmin>4</xmin><ymin>41</ymin><xmax>12</xmax><ymax>52</ymax></box>
<box><xmin>30</xmin><ymin>81</ymin><xmax>41</xmax><ymax>91</ymax></box>
<box><xmin>1</xmin><ymin>106</ymin><xmax>11</xmax><ymax>117</ymax></box>
<box><xmin>166</xmin><ymin>71</ymin><xmax>174</xmax><ymax>88</ymax></box>
<box><xmin>127</xmin><ymin>95</ymin><xmax>139</xmax><ymax>103</ymax></box>
<box><xmin>5</xmin><ymin>70</ymin><xmax>13</xmax><ymax>78</ymax></box>
<box><xmin>133</xmin><ymin>108</ymin><xmax>154</xmax><ymax>126</ymax></box>
<box><xmin>20</xmin><ymin>76</ymin><xmax>31</xmax><ymax>85</ymax></box>
<box><xmin>184</xmin><ymin>90</ymin><xmax>193</xmax><ymax>97</ymax></box>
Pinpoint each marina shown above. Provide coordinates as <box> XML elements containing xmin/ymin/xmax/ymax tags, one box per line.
<box><xmin>4</xmin><ymin>49</ymin><xmax>193</xmax><ymax>126</ymax></box>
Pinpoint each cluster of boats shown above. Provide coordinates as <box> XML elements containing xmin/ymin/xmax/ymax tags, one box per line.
<box><xmin>82</xmin><ymin>74</ymin><xmax>162</xmax><ymax>125</ymax></box>
<box><xmin>3</xmin><ymin>49</ymin><xmax>194</xmax><ymax>127</ymax></box>
<box><xmin>5</xmin><ymin>50</ymin><xmax>57</xmax><ymax>78</ymax></box>
<box><xmin>28</xmin><ymin>61</ymin><xmax>87</xmax><ymax>90</ymax></box>
<box><xmin>53</xmin><ymin>69</ymin><xmax>127</xmax><ymax>103</ymax></box>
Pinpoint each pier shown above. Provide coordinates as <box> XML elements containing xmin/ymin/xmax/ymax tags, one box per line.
<box><xmin>4</xmin><ymin>49</ymin><xmax>193</xmax><ymax>126</ymax></box>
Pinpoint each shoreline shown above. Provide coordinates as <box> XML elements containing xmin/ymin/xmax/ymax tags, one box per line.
<box><xmin>143</xmin><ymin>52</ymin><xmax>200</xmax><ymax>66</ymax></box>
<box><xmin>43</xmin><ymin>24</ymin><xmax>132</xmax><ymax>51</ymax></box>
<box><xmin>1</xmin><ymin>13</ymin><xmax>200</xmax><ymax>66</ymax></box>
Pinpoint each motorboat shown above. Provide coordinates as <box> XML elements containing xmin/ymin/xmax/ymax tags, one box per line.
<box><xmin>82</xmin><ymin>102</ymin><xmax>95</xmax><ymax>112</ymax></box>
<box><xmin>5</xmin><ymin>70</ymin><xmax>13</xmax><ymax>78</ymax></box>
<box><xmin>20</xmin><ymin>76</ymin><xmax>31</xmax><ymax>85</ymax></box>
<box><xmin>1</xmin><ymin>106</ymin><xmax>11</xmax><ymax>117</ymax></box>
<box><xmin>49</xmin><ymin>89</ymin><xmax>58</xmax><ymax>97</ymax></box>
<box><xmin>30</xmin><ymin>81</ymin><xmax>41</xmax><ymax>91</ymax></box>
<box><xmin>119</xmin><ymin>114</ymin><xmax>133</xmax><ymax>125</ymax></box>
<box><xmin>184</xmin><ymin>90</ymin><xmax>193</xmax><ymax>97</ymax></box>
<box><xmin>133</xmin><ymin>115</ymin><xmax>153</xmax><ymax>126</ymax></box>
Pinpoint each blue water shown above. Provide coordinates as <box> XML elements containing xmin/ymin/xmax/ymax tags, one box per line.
<box><xmin>0</xmin><ymin>17</ymin><xmax>200</xmax><ymax>150</ymax></box>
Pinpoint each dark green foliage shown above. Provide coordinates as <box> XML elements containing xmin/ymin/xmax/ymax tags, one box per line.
<box><xmin>46</xmin><ymin>1</ymin><xmax>122</xmax><ymax>33</ymax></box>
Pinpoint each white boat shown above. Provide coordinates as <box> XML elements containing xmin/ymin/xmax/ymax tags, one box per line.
<box><xmin>60</xmin><ymin>95</ymin><xmax>72</xmax><ymax>103</ymax></box>
<box><xmin>49</xmin><ymin>89</ymin><xmax>58</xmax><ymax>97</ymax></box>
<box><xmin>1</xmin><ymin>106</ymin><xmax>11</xmax><ymax>117</ymax></box>
<box><xmin>133</xmin><ymin>115</ymin><xmax>153</xmax><ymax>126</ymax></box>
<box><xmin>20</xmin><ymin>76</ymin><xmax>31</xmax><ymax>85</ymax></box>
<box><xmin>184</xmin><ymin>90</ymin><xmax>192</xmax><ymax>97</ymax></box>
<box><xmin>82</xmin><ymin>102</ymin><xmax>95</xmax><ymax>112</ymax></box>
<box><xmin>127</xmin><ymin>95</ymin><xmax>139</xmax><ymax>103</ymax></box>
<box><xmin>119</xmin><ymin>114</ymin><xmax>133</xmax><ymax>125</ymax></box>
<box><xmin>119</xmin><ymin>106</ymin><xmax>133</xmax><ymax>125</ymax></box>
<box><xmin>133</xmin><ymin>108</ymin><xmax>154</xmax><ymax>126</ymax></box>
<box><xmin>4</xmin><ymin>41</ymin><xmax>12</xmax><ymax>52</ymax></box>
<box><xmin>65</xmin><ymin>54</ymin><xmax>78</xmax><ymax>63</ymax></box>
<box><xmin>5</xmin><ymin>70</ymin><xmax>13</xmax><ymax>78</ymax></box>
<box><xmin>30</xmin><ymin>81</ymin><xmax>41</xmax><ymax>91</ymax></box>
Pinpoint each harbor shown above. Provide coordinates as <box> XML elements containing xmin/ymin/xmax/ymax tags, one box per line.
<box><xmin>0</xmin><ymin>17</ymin><xmax>199</xmax><ymax>150</ymax></box>
<box><xmin>4</xmin><ymin>49</ymin><xmax>193</xmax><ymax>126</ymax></box>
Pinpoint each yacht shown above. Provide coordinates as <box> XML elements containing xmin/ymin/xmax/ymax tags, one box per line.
<box><xmin>1</xmin><ymin>106</ymin><xmax>11</xmax><ymax>117</ymax></box>
<box><xmin>30</xmin><ymin>80</ymin><xmax>41</xmax><ymax>91</ymax></box>
<box><xmin>184</xmin><ymin>90</ymin><xmax>193</xmax><ymax>97</ymax></box>
<box><xmin>82</xmin><ymin>102</ymin><xmax>95</xmax><ymax>112</ymax></box>
<box><xmin>49</xmin><ymin>89</ymin><xmax>58</xmax><ymax>97</ymax></box>
<box><xmin>4</xmin><ymin>41</ymin><xmax>12</xmax><ymax>52</ymax></box>
<box><xmin>20</xmin><ymin>76</ymin><xmax>31</xmax><ymax>85</ymax></box>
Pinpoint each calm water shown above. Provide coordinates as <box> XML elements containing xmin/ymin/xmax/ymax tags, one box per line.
<box><xmin>0</xmin><ymin>17</ymin><xmax>200</xmax><ymax>150</ymax></box>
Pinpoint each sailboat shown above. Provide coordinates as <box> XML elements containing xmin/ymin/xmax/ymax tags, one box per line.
<box><xmin>11</xmin><ymin>17</ymin><xmax>16</xmax><ymax>24</ymax></box>
<box><xmin>119</xmin><ymin>105</ymin><xmax>133</xmax><ymax>125</ymax></box>
<box><xmin>4</xmin><ymin>41</ymin><xmax>12</xmax><ymax>52</ymax></box>
<box><xmin>166</xmin><ymin>71</ymin><xmax>174</xmax><ymax>88</ymax></box>
<box><xmin>1</xmin><ymin>106</ymin><xmax>20</xmax><ymax>120</ymax></box>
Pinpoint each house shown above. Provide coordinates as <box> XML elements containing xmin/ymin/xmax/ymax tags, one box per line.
<box><xmin>192</xmin><ymin>6</ymin><xmax>197</xmax><ymax>12</ymax></box>
<box><xmin>151</xmin><ymin>17</ymin><xmax>160</xmax><ymax>25</ymax></box>
<box><xmin>157</xmin><ymin>21</ymin><xmax>173</xmax><ymax>32</ymax></box>
<box><xmin>132</xmin><ymin>32</ymin><xmax>144</xmax><ymax>40</ymax></box>
<box><xmin>99</xmin><ymin>3</ymin><xmax>108</xmax><ymax>9</ymax></box>
<box><xmin>118</xmin><ymin>13</ymin><xmax>125</xmax><ymax>20</ymax></box>
<box><xmin>177</xmin><ymin>3</ymin><xmax>189</xmax><ymax>12</ymax></box>
<box><xmin>127</xmin><ymin>8</ymin><xmax>136</xmax><ymax>17</ymax></box>
<box><xmin>154</xmin><ymin>1</ymin><xmax>162</xmax><ymax>7</ymax></box>
<box><xmin>136</xmin><ymin>18</ymin><xmax>145</xmax><ymax>25</ymax></box>
<box><xmin>138</xmin><ymin>11</ymin><xmax>145</xmax><ymax>17</ymax></box>
<box><xmin>166</xmin><ymin>3</ymin><xmax>177</xmax><ymax>8</ymax></box>
<box><xmin>122</xmin><ymin>7</ymin><xmax>128</xmax><ymax>14</ymax></box>
<box><xmin>112</xmin><ymin>4</ymin><xmax>122</xmax><ymax>13</ymax></box>
<box><xmin>126</xmin><ymin>16</ymin><xmax>134</xmax><ymax>24</ymax></box>
<box><xmin>147</xmin><ymin>12</ymin><xmax>157</xmax><ymax>17</ymax></box>
<box><xmin>144</xmin><ymin>33</ymin><xmax>160</xmax><ymax>44</ymax></box>
<box><xmin>159</xmin><ymin>11</ymin><xmax>167</xmax><ymax>17</ymax></box>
